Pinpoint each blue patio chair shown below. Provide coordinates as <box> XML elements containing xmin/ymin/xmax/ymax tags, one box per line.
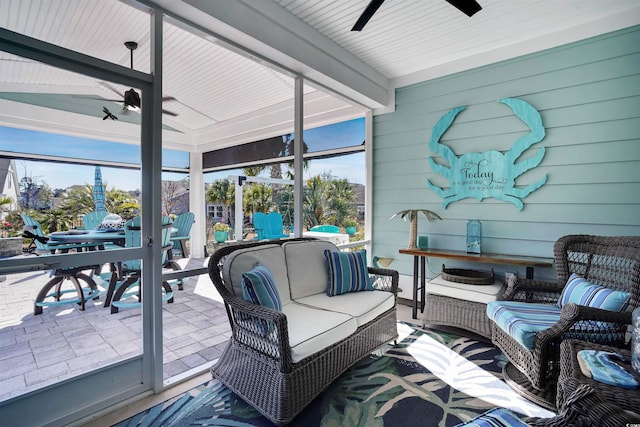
<box><xmin>266</xmin><ymin>212</ymin><xmax>289</xmax><ymax>239</ymax></box>
<box><xmin>33</xmin><ymin>265</ymin><xmax>101</xmax><ymax>315</ymax></box>
<box><xmin>253</xmin><ymin>212</ymin><xmax>288</xmax><ymax>240</ymax></box>
<box><xmin>21</xmin><ymin>213</ymin><xmax>95</xmax><ymax>254</ymax></box>
<box><xmin>106</xmin><ymin>216</ymin><xmax>176</xmax><ymax>313</ymax></box>
<box><xmin>82</xmin><ymin>211</ymin><xmax>108</xmax><ymax>230</ymax></box>
<box><xmin>22</xmin><ymin>213</ymin><xmax>102</xmax><ymax>314</ymax></box>
<box><xmin>170</xmin><ymin>212</ymin><xmax>195</xmax><ymax>258</ymax></box>
<box><xmin>253</xmin><ymin>212</ymin><xmax>269</xmax><ymax>240</ymax></box>
<box><xmin>310</xmin><ymin>224</ymin><xmax>340</xmax><ymax>233</ymax></box>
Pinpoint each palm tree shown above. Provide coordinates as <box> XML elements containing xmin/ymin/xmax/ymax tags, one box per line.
<box><xmin>43</xmin><ymin>209</ymin><xmax>73</xmax><ymax>232</ymax></box>
<box><xmin>303</xmin><ymin>176</ymin><xmax>327</xmax><ymax>227</ymax></box>
<box><xmin>58</xmin><ymin>184</ymin><xmax>94</xmax><ymax>217</ymax></box>
<box><xmin>390</xmin><ymin>209</ymin><xmax>442</xmax><ymax>249</ymax></box>
<box><xmin>242</xmin><ymin>166</ymin><xmax>265</xmax><ymax>177</ymax></box>
<box><xmin>206</xmin><ymin>179</ymin><xmax>235</xmax><ymax>225</ymax></box>
<box><xmin>105</xmin><ymin>188</ymin><xmax>139</xmax><ymax>220</ymax></box>
<box><xmin>325</xmin><ymin>178</ymin><xmax>356</xmax><ymax>226</ymax></box>
<box><xmin>59</xmin><ymin>185</ymin><xmax>139</xmax><ymax>221</ymax></box>
<box><xmin>243</xmin><ymin>183</ymin><xmax>272</xmax><ymax>214</ymax></box>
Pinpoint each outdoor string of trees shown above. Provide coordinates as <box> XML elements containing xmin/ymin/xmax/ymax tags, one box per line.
<box><xmin>205</xmin><ymin>172</ymin><xmax>359</xmax><ymax>236</ymax></box>
<box><xmin>2</xmin><ymin>165</ymin><xmax>360</xmax><ymax>240</ymax></box>
<box><xmin>2</xmin><ymin>176</ymin><xmax>141</xmax><ymax>236</ymax></box>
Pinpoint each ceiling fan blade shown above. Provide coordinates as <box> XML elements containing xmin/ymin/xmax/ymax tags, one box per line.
<box><xmin>445</xmin><ymin>0</ymin><xmax>482</xmax><ymax>17</ymax></box>
<box><xmin>98</xmin><ymin>81</ymin><xmax>124</xmax><ymax>98</ymax></box>
<box><xmin>102</xmin><ymin>106</ymin><xmax>118</xmax><ymax>120</ymax></box>
<box><xmin>166</xmin><ymin>97</ymin><xmax>216</xmax><ymax>121</ymax></box>
<box><xmin>162</xmin><ymin>109</ymin><xmax>178</xmax><ymax>117</ymax></box>
<box><xmin>73</xmin><ymin>95</ymin><xmax>122</xmax><ymax>102</ymax></box>
<box><xmin>162</xmin><ymin>96</ymin><xmax>176</xmax><ymax>102</ymax></box>
<box><xmin>351</xmin><ymin>0</ymin><xmax>385</xmax><ymax>31</ymax></box>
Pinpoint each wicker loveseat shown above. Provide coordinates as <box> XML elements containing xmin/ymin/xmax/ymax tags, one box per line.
<box><xmin>207</xmin><ymin>238</ymin><xmax>399</xmax><ymax>425</ymax></box>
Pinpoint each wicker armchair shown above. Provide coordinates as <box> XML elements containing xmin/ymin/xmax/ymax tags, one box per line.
<box><xmin>489</xmin><ymin>235</ymin><xmax>640</xmax><ymax>409</ymax></box>
<box><xmin>207</xmin><ymin>238</ymin><xmax>399</xmax><ymax>425</ymax></box>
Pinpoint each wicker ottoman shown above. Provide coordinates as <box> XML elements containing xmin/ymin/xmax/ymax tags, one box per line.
<box><xmin>422</xmin><ymin>274</ymin><xmax>505</xmax><ymax>339</ymax></box>
<box><xmin>558</xmin><ymin>339</ymin><xmax>640</xmax><ymax>414</ymax></box>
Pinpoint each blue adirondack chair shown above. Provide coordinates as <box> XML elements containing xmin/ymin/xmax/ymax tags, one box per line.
<box><xmin>21</xmin><ymin>213</ymin><xmax>94</xmax><ymax>254</ymax></box>
<box><xmin>170</xmin><ymin>212</ymin><xmax>195</xmax><ymax>258</ymax></box>
<box><xmin>253</xmin><ymin>212</ymin><xmax>289</xmax><ymax>240</ymax></box>
<box><xmin>253</xmin><ymin>212</ymin><xmax>269</xmax><ymax>240</ymax></box>
<box><xmin>106</xmin><ymin>216</ymin><xmax>176</xmax><ymax>313</ymax></box>
<box><xmin>266</xmin><ymin>212</ymin><xmax>289</xmax><ymax>239</ymax></box>
<box><xmin>82</xmin><ymin>211</ymin><xmax>108</xmax><ymax>230</ymax></box>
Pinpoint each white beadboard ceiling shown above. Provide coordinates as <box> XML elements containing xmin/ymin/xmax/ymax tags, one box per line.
<box><xmin>0</xmin><ymin>0</ymin><xmax>638</xmax><ymax>153</ymax></box>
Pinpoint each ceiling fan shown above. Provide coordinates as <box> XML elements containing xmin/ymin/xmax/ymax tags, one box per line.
<box><xmin>102</xmin><ymin>106</ymin><xmax>118</xmax><ymax>121</ymax></box>
<box><xmin>351</xmin><ymin>0</ymin><xmax>482</xmax><ymax>31</ymax></box>
<box><xmin>93</xmin><ymin>41</ymin><xmax>178</xmax><ymax>118</ymax></box>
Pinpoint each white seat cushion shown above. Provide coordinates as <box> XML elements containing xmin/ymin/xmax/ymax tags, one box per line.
<box><xmin>294</xmin><ymin>290</ymin><xmax>395</xmax><ymax>327</ymax></box>
<box><xmin>427</xmin><ymin>274</ymin><xmax>505</xmax><ymax>304</ymax></box>
<box><xmin>283</xmin><ymin>302</ymin><xmax>357</xmax><ymax>363</ymax></box>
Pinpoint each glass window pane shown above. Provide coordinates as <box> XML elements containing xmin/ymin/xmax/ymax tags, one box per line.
<box><xmin>304</xmin><ymin>118</ymin><xmax>365</xmax><ymax>153</ymax></box>
<box><xmin>0</xmin><ymin>61</ymin><xmax>145</xmax><ymax>402</ymax></box>
<box><xmin>0</xmin><ymin>126</ymin><xmax>188</xmax><ymax>170</ymax></box>
<box><xmin>202</xmin><ymin>118</ymin><xmax>365</xmax><ymax>169</ymax></box>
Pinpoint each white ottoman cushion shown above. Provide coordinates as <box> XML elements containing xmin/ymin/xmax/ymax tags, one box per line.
<box><xmin>427</xmin><ymin>274</ymin><xmax>505</xmax><ymax>304</ymax></box>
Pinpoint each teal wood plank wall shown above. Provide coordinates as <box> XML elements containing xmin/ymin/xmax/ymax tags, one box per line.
<box><xmin>373</xmin><ymin>25</ymin><xmax>640</xmax><ymax>282</ymax></box>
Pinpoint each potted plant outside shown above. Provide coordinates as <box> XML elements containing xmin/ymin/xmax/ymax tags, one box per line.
<box><xmin>343</xmin><ymin>218</ymin><xmax>358</xmax><ymax>235</ymax></box>
<box><xmin>213</xmin><ymin>222</ymin><xmax>231</xmax><ymax>243</ymax></box>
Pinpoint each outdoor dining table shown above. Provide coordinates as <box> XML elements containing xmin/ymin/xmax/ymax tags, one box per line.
<box><xmin>33</xmin><ymin>230</ymin><xmax>126</xmax><ymax>314</ymax></box>
<box><xmin>48</xmin><ymin>229</ymin><xmax>126</xmax><ymax>248</ymax></box>
<box><xmin>48</xmin><ymin>229</ymin><xmax>126</xmax><ymax>276</ymax></box>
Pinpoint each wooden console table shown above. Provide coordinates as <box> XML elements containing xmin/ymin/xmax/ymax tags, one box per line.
<box><xmin>398</xmin><ymin>248</ymin><xmax>554</xmax><ymax>319</ymax></box>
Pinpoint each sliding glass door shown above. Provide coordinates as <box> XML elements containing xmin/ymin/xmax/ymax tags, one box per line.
<box><xmin>0</xmin><ymin>10</ymin><xmax>166</xmax><ymax>425</ymax></box>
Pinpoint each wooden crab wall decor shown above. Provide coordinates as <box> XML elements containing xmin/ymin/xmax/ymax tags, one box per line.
<box><xmin>426</xmin><ymin>98</ymin><xmax>547</xmax><ymax>211</ymax></box>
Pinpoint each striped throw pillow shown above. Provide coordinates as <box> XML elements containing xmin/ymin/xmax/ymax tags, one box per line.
<box><xmin>242</xmin><ymin>264</ymin><xmax>282</xmax><ymax>311</ymax></box>
<box><xmin>324</xmin><ymin>249</ymin><xmax>373</xmax><ymax>296</ymax></box>
<box><xmin>453</xmin><ymin>408</ymin><xmax>529</xmax><ymax>427</ymax></box>
<box><xmin>557</xmin><ymin>273</ymin><xmax>629</xmax><ymax>311</ymax></box>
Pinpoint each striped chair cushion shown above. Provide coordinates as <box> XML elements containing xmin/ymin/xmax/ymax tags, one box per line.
<box><xmin>487</xmin><ymin>301</ymin><xmax>562</xmax><ymax>350</ymax></box>
<box><xmin>324</xmin><ymin>249</ymin><xmax>373</xmax><ymax>296</ymax></box>
<box><xmin>454</xmin><ymin>408</ymin><xmax>529</xmax><ymax>427</ymax></box>
<box><xmin>557</xmin><ymin>273</ymin><xmax>630</xmax><ymax>311</ymax></box>
<box><xmin>242</xmin><ymin>264</ymin><xmax>282</xmax><ymax>311</ymax></box>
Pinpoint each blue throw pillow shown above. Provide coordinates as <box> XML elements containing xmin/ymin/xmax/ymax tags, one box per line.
<box><xmin>453</xmin><ymin>408</ymin><xmax>529</xmax><ymax>427</ymax></box>
<box><xmin>241</xmin><ymin>264</ymin><xmax>282</xmax><ymax>311</ymax></box>
<box><xmin>557</xmin><ymin>273</ymin><xmax>630</xmax><ymax>311</ymax></box>
<box><xmin>324</xmin><ymin>249</ymin><xmax>373</xmax><ymax>296</ymax></box>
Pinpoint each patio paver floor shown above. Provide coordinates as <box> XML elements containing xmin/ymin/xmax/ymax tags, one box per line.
<box><xmin>0</xmin><ymin>257</ymin><xmax>230</xmax><ymax>402</ymax></box>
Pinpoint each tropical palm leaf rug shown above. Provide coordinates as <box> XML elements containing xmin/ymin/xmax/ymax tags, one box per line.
<box><xmin>116</xmin><ymin>323</ymin><xmax>554</xmax><ymax>426</ymax></box>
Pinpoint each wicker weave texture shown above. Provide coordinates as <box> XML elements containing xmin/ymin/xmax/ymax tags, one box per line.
<box><xmin>207</xmin><ymin>238</ymin><xmax>399</xmax><ymax>425</ymax></box>
<box><xmin>423</xmin><ymin>294</ymin><xmax>492</xmax><ymax>338</ymax></box>
<box><xmin>526</xmin><ymin>383</ymin><xmax>640</xmax><ymax>426</ymax></box>
<box><xmin>490</xmin><ymin>235</ymin><xmax>640</xmax><ymax>399</ymax></box>
<box><xmin>558</xmin><ymin>339</ymin><xmax>640</xmax><ymax>413</ymax></box>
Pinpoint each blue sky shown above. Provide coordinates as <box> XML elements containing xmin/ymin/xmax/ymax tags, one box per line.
<box><xmin>0</xmin><ymin>118</ymin><xmax>365</xmax><ymax>191</ymax></box>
